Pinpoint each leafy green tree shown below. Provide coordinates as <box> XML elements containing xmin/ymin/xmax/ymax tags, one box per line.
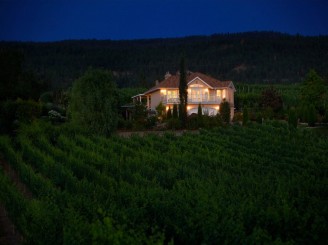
<box><xmin>132</xmin><ymin>101</ymin><xmax>148</xmax><ymax>129</ymax></box>
<box><xmin>179</xmin><ymin>57</ymin><xmax>188</xmax><ymax>128</ymax></box>
<box><xmin>173</xmin><ymin>104</ymin><xmax>178</xmax><ymax>119</ymax></box>
<box><xmin>259</xmin><ymin>86</ymin><xmax>283</xmax><ymax>113</ymax></box>
<box><xmin>220</xmin><ymin>99</ymin><xmax>231</xmax><ymax>124</ymax></box>
<box><xmin>0</xmin><ymin>49</ymin><xmax>45</xmax><ymax>101</ymax></box>
<box><xmin>69</xmin><ymin>68</ymin><xmax>118</xmax><ymax>136</ymax></box>
<box><xmin>242</xmin><ymin>106</ymin><xmax>249</xmax><ymax>126</ymax></box>
<box><xmin>155</xmin><ymin>101</ymin><xmax>166</xmax><ymax>121</ymax></box>
<box><xmin>300</xmin><ymin>69</ymin><xmax>326</xmax><ymax>115</ymax></box>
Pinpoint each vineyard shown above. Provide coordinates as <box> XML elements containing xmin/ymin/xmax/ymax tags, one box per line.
<box><xmin>0</xmin><ymin>121</ymin><xmax>327</xmax><ymax>244</ymax></box>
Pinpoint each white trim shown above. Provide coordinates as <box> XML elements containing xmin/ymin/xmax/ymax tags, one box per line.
<box><xmin>131</xmin><ymin>93</ymin><xmax>145</xmax><ymax>99</ymax></box>
<box><xmin>228</xmin><ymin>81</ymin><xmax>236</xmax><ymax>92</ymax></box>
<box><xmin>187</xmin><ymin>77</ymin><xmax>213</xmax><ymax>89</ymax></box>
<box><xmin>212</xmin><ymin>82</ymin><xmax>236</xmax><ymax>92</ymax></box>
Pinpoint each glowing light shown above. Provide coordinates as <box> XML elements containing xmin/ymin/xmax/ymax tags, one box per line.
<box><xmin>222</xmin><ymin>89</ymin><xmax>226</xmax><ymax>99</ymax></box>
<box><xmin>160</xmin><ymin>89</ymin><xmax>167</xmax><ymax>95</ymax></box>
<box><xmin>216</xmin><ymin>106</ymin><xmax>220</xmax><ymax>110</ymax></box>
<box><xmin>187</xmin><ymin>106</ymin><xmax>191</xmax><ymax>110</ymax></box>
<box><xmin>166</xmin><ymin>106</ymin><xmax>169</xmax><ymax>111</ymax></box>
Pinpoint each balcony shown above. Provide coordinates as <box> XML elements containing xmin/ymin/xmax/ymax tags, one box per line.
<box><xmin>162</xmin><ymin>95</ymin><xmax>222</xmax><ymax>104</ymax></box>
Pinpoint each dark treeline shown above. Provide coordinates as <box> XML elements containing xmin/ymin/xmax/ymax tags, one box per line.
<box><xmin>1</xmin><ymin>31</ymin><xmax>327</xmax><ymax>88</ymax></box>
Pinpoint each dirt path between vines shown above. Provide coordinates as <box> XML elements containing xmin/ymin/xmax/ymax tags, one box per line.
<box><xmin>0</xmin><ymin>158</ymin><xmax>33</xmax><ymax>245</ymax></box>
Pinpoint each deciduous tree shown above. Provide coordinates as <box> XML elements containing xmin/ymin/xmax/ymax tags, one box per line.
<box><xmin>69</xmin><ymin>68</ymin><xmax>118</xmax><ymax>136</ymax></box>
<box><xmin>259</xmin><ymin>86</ymin><xmax>283</xmax><ymax>113</ymax></box>
<box><xmin>300</xmin><ymin>69</ymin><xmax>326</xmax><ymax>115</ymax></box>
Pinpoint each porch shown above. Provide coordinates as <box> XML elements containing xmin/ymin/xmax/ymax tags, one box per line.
<box><xmin>161</xmin><ymin>95</ymin><xmax>221</xmax><ymax>105</ymax></box>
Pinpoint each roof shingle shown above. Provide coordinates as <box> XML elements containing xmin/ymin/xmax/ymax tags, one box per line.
<box><xmin>144</xmin><ymin>72</ymin><xmax>233</xmax><ymax>94</ymax></box>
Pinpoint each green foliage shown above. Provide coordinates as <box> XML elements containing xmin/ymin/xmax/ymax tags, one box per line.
<box><xmin>0</xmin><ymin>49</ymin><xmax>46</xmax><ymax>101</ymax></box>
<box><xmin>1</xmin><ymin>122</ymin><xmax>328</xmax><ymax>244</ymax></box>
<box><xmin>300</xmin><ymin>69</ymin><xmax>326</xmax><ymax>114</ymax></box>
<box><xmin>306</xmin><ymin>104</ymin><xmax>317</xmax><ymax>127</ymax></box>
<box><xmin>220</xmin><ymin>99</ymin><xmax>231</xmax><ymax>123</ymax></box>
<box><xmin>155</xmin><ymin>101</ymin><xmax>166</xmax><ymax>121</ymax></box>
<box><xmin>179</xmin><ymin>57</ymin><xmax>188</xmax><ymax>128</ymax></box>
<box><xmin>132</xmin><ymin>101</ymin><xmax>148</xmax><ymax>130</ymax></box>
<box><xmin>0</xmin><ymin>99</ymin><xmax>41</xmax><ymax>134</ymax></box>
<box><xmin>172</xmin><ymin>104</ymin><xmax>178</xmax><ymax>119</ymax></box>
<box><xmin>259</xmin><ymin>86</ymin><xmax>283</xmax><ymax>113</ymax></box>
<box><xmin>166</xmin><ymin>118</ymin><xmax>181</xmax><ymax>130</ymax></box>
<box><xmin>0</xmin><ymin>100</ymin><xmax>17</xmax><ymax>134</ymax></box>
<box><xmin>117</xmin><ymin>87</ymin><xmax>146</xmax><ymax>106</ymax></box>
<box><xmin>288</xmin><ymin>108</ymin><xmax>298</xmax><ymax>129</ymax></box>
<box><xmin>69</xmin><ymin>68</ymin><xmax>118</xmax><ymax>136</ymax></box>
<box><xmin>15</xmin><ymin>99</ymin><xmax>42</xmax><ymax>123</ymax></box>
<box><xmin>2</xmin><ymin>32</ymin><xmax>328</xmax><ymax>88</ymax></box>
<box><xmin>242</xmin><ymin>106</ymin><xmax>249</xmax><ymax>126</ymax></box>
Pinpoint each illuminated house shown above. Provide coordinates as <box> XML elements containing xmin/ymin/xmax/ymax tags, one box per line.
<box><xmin>133</xmin><ymin>71</ymin><xmax>235</xmax><ymax>118</ymax></box>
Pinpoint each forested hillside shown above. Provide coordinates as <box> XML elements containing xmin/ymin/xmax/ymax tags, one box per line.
<box><xmin>1</xmin><ymin>32</ymin><xmax>327</xmax><ymax>88</ymax></box>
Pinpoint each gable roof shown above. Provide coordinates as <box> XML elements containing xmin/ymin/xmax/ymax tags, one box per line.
<box><xmin>144</xmin><ymin>72</ymin><xmax>234</xmax><ymax>95</ymax></box>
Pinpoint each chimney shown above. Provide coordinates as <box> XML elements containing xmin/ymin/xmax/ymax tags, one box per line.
<box><xmin>165</xmin><ymin>71</ymin><xmax>171</xmax><ymax>79</ymax></box>
<box><xmin>155</xmin><ymin>80</ymin><xmax>159</xmax><ymax>85</ymax></box>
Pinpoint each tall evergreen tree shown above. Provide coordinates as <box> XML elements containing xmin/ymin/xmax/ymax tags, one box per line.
<box><xmin>220</xmin><ymin>99</ymin><xmax>231</xmax><ymax>124</ymax></box>
<box><xmin>197</xmin><ymin>103</ymin><xmax>203</xmax><ymax>128</ymax></box>
<box><xmin>173</xmin><ymin>104</ymin><xmax>178</xmax><ymax>119</ymax></box>
<box><xmin>179</xmin><ymin>57</ymin><xmax>188</xmax><ymax>128</ymax></box>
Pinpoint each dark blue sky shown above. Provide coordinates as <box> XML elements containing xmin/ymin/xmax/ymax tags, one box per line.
<box><xmin>0</xmin><ymin>0</ymin><xmax>327</xmax><ymax>42</ymax></box>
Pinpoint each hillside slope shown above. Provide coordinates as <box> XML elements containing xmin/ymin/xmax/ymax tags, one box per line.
<box><xmin>1</xmin><ymin>32</ymin><xmax>327</xmax><ymax>88</ymax></box>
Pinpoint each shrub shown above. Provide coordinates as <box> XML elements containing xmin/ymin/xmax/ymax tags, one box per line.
<box><xmin>155</xmin><ymin>102</ymin><xmax>166</xmax><ymax>121</ymax></box>
<box><xmin>15</xmin><ymin>99</ymin><xmax>41</xmax><ymax>124</ymax></box>
<box><xmin>166</xmin><ymin>118</ymin><xmax>181</xmax><ymax>130</ymax></box>
<box><xmin>242</xmin><ymin>106</ymin><xmax>249</xmax><ymax>126</ymax></box>
<box><xmin>288</xmin><ymin>108</ymin><xmax>298</xmax><ymax>129</ymax></box>
<box><xmin>306</xmin><ymin>104</ymin><xmax>317</xmax><ymax>127</ymax></box>
<box><xmin>0</xmin><ymin>100</ymin><xmax>17</xmax><ymax>134</ymax></box>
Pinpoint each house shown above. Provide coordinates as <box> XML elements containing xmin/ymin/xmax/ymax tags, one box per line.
<box><xmin>132</xmin><ymin>71</ymin><xmax>236</xmax><ymax>118</ymax></box>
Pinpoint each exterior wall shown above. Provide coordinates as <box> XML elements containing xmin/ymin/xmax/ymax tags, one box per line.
<box><xmin>150</xmin><ymin>91</ymin><xmax>161</xmax><ymax>111</ymax></box>
<box><xmin>147</xmin><ymin>82</ymin><xmax>235</xmax><ymax>119</ymax></box>
<box><xmin>187</xmin><ymin>104</ymin><xmax>220</xmax><ymax>116</ymax></box>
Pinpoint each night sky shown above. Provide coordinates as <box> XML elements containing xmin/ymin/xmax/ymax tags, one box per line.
<box><xmin>1</xmin><ymin>0</ymin><xmax>327</xmax><ymax>42</ymax></box>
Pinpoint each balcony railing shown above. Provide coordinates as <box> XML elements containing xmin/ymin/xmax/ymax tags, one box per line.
<box><xmin>162</xmin><ymin>95</ymin><xmax>222</xmax><ymax>104</ymax></box>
